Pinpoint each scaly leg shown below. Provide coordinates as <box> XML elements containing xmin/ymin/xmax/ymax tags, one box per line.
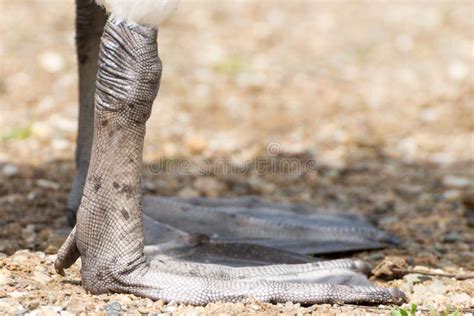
<box><xmin>67</xmin><ymin>0</ymin><xmax>106</xmax><ymax>226</ymax></box>
<box><xmin>55</xmin><ymin>18</ymin><xmax>405</xmax><ymax>305</ymax></box>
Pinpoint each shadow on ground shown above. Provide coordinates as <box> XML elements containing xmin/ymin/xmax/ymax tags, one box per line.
<box><xmin>1</xmin><ymin>152</ymin><xmax>472</xmax><ymax>269</ymax></box>
<box><xmin>1</xmin><ymin>151</ymin><xmax>473</xmax><ymax>313</ymax></box>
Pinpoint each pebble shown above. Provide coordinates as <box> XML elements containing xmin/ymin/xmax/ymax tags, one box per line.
<box><xmin>192</xmin><ymin>177</ymin><xmax>224</xmax><ymax>197</ymax></box>
<box><xmin>21</xmin><ymin>225</ymin><xmax>36</xmax><ymax>246</ymax></box>
<box><xmin>143</xmin><ymin>180</ymin><xmax>157</xmax><ymax>192</ymax></box>
<box><xmin>442</xmin><ymin>176</ymin><xmax>474</xmax><ymax>188</ymax></box>
<box><xmin>32</xmin><ymin>271</ymin><xmax>52</xmax><ymax>285</ymax></box>
<box><xmin>12</xmin><ymin>305</ymin><xmax>28</xmax><ymax>315</ymax></box>
<box><xmin>104</xmin><ymin>302</ymin><xmax>122</xmax><ymax>316</ymax></box>
<box><xmin>27</xmin><ymin>301</ymin><xmax>40</xmax><ymax>310</ymax></box>
<box><xmin>442</xmin><ymin>232</ymin><xmax>461</xmax><ymax>243</ymax></box>
<box><xmin>378</xmin><ymin>216</ymin><xmax>399</xmax><ymax>226</ymax></box>
<box><xmin>450</xmin><ymin>293</ymin><xmax>473</xmax><ymax>307</ymax></box>
<box><xmin>2</xmin><ymin>163</ymin><xmax>18</xmax><ymax>177</ymax></box>
<box><xmin>31</xmin><ymin>122</ymin><xmax>54</xmax><ymax>140</ymax></box>
<box><xmin>177</xmin><ymin>186</ymin><xmax>200</xmax><ymax>198</ymax></box>
<box><xmin>448</xmin><ymin>60</ymin><xmax>469</xmax><ymax>81</ymax></box>
<box><xmin>10</xmin><ymin>291</ymin><xmax>28</xmax><ymax>299</ymax></box>
<box><xmin>403</xmin><ymin>273</ymin><xmax>431</xmax><ymax>284</ymax></box>
<box><xmin>428</xmin><ymin>279</ymin><xmax>446</xmax><ymax>295</ymax></box>
<box><xmin>185</xmin><ymin>136</ymin><xmax>208</xmax><ymax>154</ymax></box>
<box><xmin>152</xmin><ymin>300</ymin><xmax>165</xmax><ymax>310</ymax></box>
<box><xmin>0</xmin><ymin>270</ymin><xmax>16</xmax><ymax>286</ymax></box>
<box><xmin>29</xmin><ymin>306</ymin><xmax>63</xmax><ymax>316</ymax></box>
<box><xmin>162</xmin><ymin>303</ymin><xmax>178</xmax><ymax>313</ymax></box>
<box><xmin>36</xmin><ymin>179</ymin><xmax>60</xmax><ymax>190</ymax></box>
<box><xmin>368</xmin><ymin>252</ymin><xmax>385</xmax><ymax>261</ymax></box>
<box><xmin>38</xmin><ymin>51</ymin><xmax>64</xmax><ymax>73</ymax></box>
<box><xmin>372</xmin><ymin>256</ymin><xmax>408</xmax><ymax>280</ymax></box>
<box><xmin>442</xmin><ymin>189</ymin><xmax>462</xmax><ymax>200</ymax></box>
<box><xmin>65</xmin><ymin>300</ymin><xmax>85</xmax><ymax>314</ymax></box>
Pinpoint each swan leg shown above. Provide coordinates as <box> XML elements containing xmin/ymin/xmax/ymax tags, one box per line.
<box><xmin>55</xmin><ymin>17</ymin><xmax>405</xmax><ymax>305</ymax></box>
<box><xmin>67</xmin><ymin>0</ymin><xmax>107</xmax><ymax>226</ymax></box>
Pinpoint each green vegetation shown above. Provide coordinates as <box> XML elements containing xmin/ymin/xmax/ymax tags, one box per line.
<box><xmin>213</xmin><ymin>57</ymin><xmax>248</xmax><ymax>75</ymax></box>
<box><xmin>391</xmin><ymin>304</ymin><xmax>461</xmax><ymax>316</ymax></box>
<box><xmin>2</xmin><ymin>125</ymin><xmax>32</xmax><ymax>141</ymax></box>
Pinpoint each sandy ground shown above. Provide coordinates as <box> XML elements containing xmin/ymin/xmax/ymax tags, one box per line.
<box><xmin>0</xmin><ymin>0</ymin><xmax>473</xmax><ymax>315</ymax></box>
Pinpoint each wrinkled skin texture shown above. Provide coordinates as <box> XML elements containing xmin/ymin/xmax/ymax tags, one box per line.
<box><xmin>56</xmin><ymin>16</ymin><xmax>406</xmax><ymax>305</ymax></box>
<box><xmin>67</xmin><ymin>0</ymin><xmax>107</xmax><ymax>226</ymax></box>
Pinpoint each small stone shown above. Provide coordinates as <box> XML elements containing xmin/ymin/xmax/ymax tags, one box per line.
<box><xmin>137</xmin><ymin>306</ymin><xmax>150</xmax><ymax>314</ymax></box>
<box><xmin>105</xmin><ymin>302</ymin><xmax>122</xmax><ymax>315</ymax></box>
<box><xmin>65</xmin><ymin>300</ymin><xmax>85</xmax><ymax>314</ymax></box>
<box><xmin>27</xmin><ymin>301</ymin><xmax>40</xmax><ymax>310</ymax></box>
<box><xmin>0</xmin><ymin>239</ymin><xmax>17</xmax><ymax>253</ymax></box>
<box><xmin>403</xmin><ymin>273</ymin><xmax>431</xmax><ymax>284</ymax></box>
<box><xmin>2</xmin><ymin>164</ymin><xmax>18</xmax><ymax>177</ymax></box>
<box><xmin>378</xmin><ymin>216</ymin><xmax>399</xmax><ymax>226</ymax></box>
<box><xmin>442</xmin><ymin>190</ymin><xmax>462</xmax><ymax>200</ymax></box>
<box><xmin>30</xmin><ymin>306</ymin><xmax>63</xmax><ymax>316</ymax></box>
<box><xmin>144</xmin><ymin>180</ymin><xmax>157</xmax><ymax>192</ymax></box>
<box><xmin>36</xmin><ymin>179</ymin><xmax>60</xmax><ymax>190</ymax></box>
<box><xmin>249</xmin><ymin>303</ymin><xmax>261</xmax><ymax>311</ymax></box>
<box><xmin>442</xmin><ymin>232</ymin><xmax>460</xmax><ymax>243</ymax></box>
<box><xmin>31</xmin><ymin>122</ymin><xmax>54</xmax><ymax>139</ymax></box>
<box><xmin>12</xmin><ymin>306</ymin><xmax>28</xmax><ymax>315</ymax></box>
<box><xmin>428</xmin><ymin>279</ymin><xmax>446</xmax><ymax>295</ymax></box>
<box><xmin>368</xmin><ymin>252</ymin><xmax>385</xmax><ymax>261</ymax></box>
<box><xmin>11</xmin><ymin>251</ymin><xmax>36</xmax><ymax>266</ymax></box>
<box><xmin>32</xmin><ymin>271</ymin><xmax>52</xmax><ymax>285</ymax></box>
<box><xmin>152</xmin><ymin>300</ymin><xmax>165</xmax><ymax>310</ymax></box>
<box><xmin>162</xmin><ymin>304</ymin><xmax>177</xmax><ymax>313</ymax></box>
<box><xmin>46</xmin><ymin>293</ymin><xmax>57</xmax><ymax>304</ymax></box>
<box><xmin>10</xmin><ymin>291</ymin><xmax>28</xmax><ymax>298</ymax></box>
<box><xmin>21</xmin><ymin>224</ymin><xmax>36</xmax><ymax>239</ymax></box>
<box><xmin>450</xmin><ymin>293</ymin><xmax>472</xmax><ymax>307</ymax></box>
<box><xmin>372</xmin><ymin>256</ymin><xmax>409</xmax><ymax>280</ymax></box>
<box><xmin>442</xmin><ymin>176</ymin><xmax>474</xmax><ymax>188</ymax></box>
<box><xmin>448</xmin><ymin>60</ymin><xmax>469</xmax><ymax>81</ymax></box>
<box><xmin>38</xmin><ymin>51</ymin><xmax>65</xmax><ymax>73</ymax></box>
<box><xmin>192</xmin><ymin>177</ymin><xmax>224</xmax><ymax>197</ymax></box>
<box><xmin>177</xmin><ymin>186</ymin><xmax>200</xmax><ymax>198</ymax></box>
<box><xmin>0</xmin><ymin>270</ymin><xmax>16</xmax><ymax>286</ymax></box>
<box><xmin>185</xmin><ymin>136</ymin><xmax>208</xmax><ymax>154</ymax></box>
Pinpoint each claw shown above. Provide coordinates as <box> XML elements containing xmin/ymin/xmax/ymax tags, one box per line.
<box><xmin>389</xmin><ymin>288</ymin><xmax>408</xmax><ymax>304</ymax></box>
<box><xmin>354</xmin><ymin>260</ymin><xmax>372</xmax><ymax>276</ymax></box>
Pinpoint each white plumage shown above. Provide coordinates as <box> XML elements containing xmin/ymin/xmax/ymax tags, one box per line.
<box><xmin>95</xmin><ymin>0</ymin><xmax>180</xmax><ymax>28</ymax></box>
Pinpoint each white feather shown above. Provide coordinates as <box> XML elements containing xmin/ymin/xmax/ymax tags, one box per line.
<box><xmin>95</xmin><ymin>0</ymin><xmax>180</xmax><ymax>28</ymax></box>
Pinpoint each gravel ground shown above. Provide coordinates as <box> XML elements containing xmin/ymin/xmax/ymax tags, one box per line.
<box><xmin>0</xmin><ymin>0</ymin><xmax>473</xmax><ymax>315</ymax></box>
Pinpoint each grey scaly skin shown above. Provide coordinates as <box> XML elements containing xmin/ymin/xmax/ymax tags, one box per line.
<box><xmin>67</xmin><ymin>0</ymin><xmax>106</xmax><ymax>226</ymax></box>
<box><xmin>55</xmin><ymin>17</ymin><xmax>406</xmax><ymax>305</ymax></box>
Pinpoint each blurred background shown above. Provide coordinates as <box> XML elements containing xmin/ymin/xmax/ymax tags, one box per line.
<box><xmin>0</xmin><ymin>0</ymin><xmax>472</xmax><ymax>165</ymax></box>
<box><xmin>0</xmin><ymin>0</ymin><xmax>473</xmax><ymax>312</ymax></box>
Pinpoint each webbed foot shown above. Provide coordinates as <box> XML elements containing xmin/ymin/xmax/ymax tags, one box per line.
<box><xmin>55</xmin><ymin>17</ymin><xmax>405</xmax><ymax>306</ymax></box>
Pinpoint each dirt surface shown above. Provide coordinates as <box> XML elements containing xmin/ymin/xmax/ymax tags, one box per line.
<box><xmin>0</xmin><ymin>0</ymin><xmax>473</xmax><ymax>315</ymax></box>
